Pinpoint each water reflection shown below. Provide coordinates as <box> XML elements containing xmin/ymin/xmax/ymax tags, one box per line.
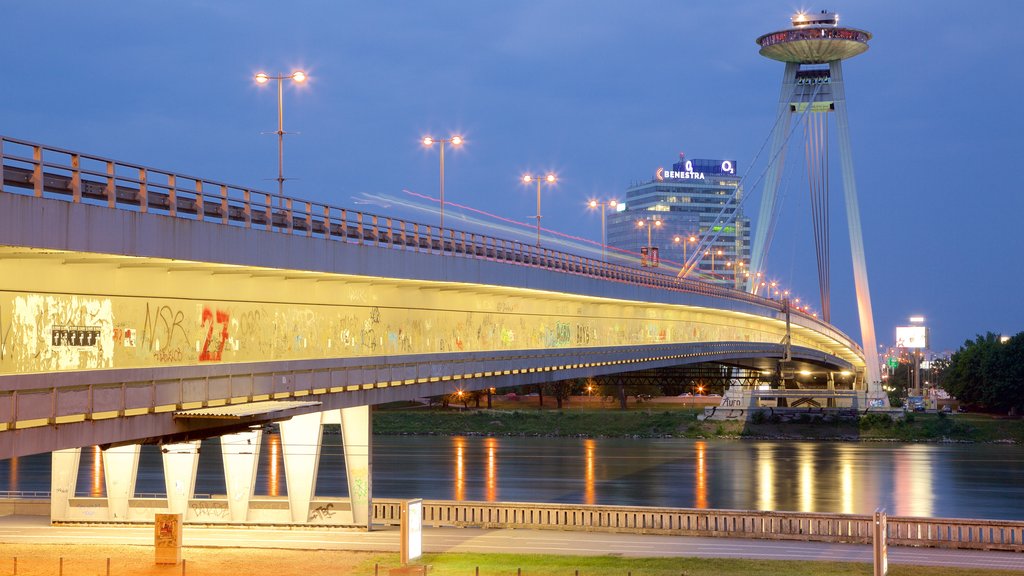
<box><xmin>9</xmin><ymin>437</ymin><xmax>1024</xmax><ymax>520</ymax></box>
<box><xmin>453</xmin><ymin>436</ymin><xmax>466</xmax><ymax>501</ymax></box>
<box><xmin>7</xmin><ymin>457</ymin><xmax>17</xmax><ymax>493</ymax></box>
<box><xmin>91</xmin><ymin>446</ymin><xmax>103</xmax><ymax>497</ymax></box>
<box><xmin>485</xmin><ymin>437</ymin><xmax>497</xmax><ymax>502</ymax></box>
<box><xmin>584</xmin><ymin>439</ymin><xmax>595</xmax><ymax>505</ymax></box>
<box><xmin>757</xmin><ymin>443</ymin><xmax>775</xmax><ymax>510</ymax></box>
<box><xmin>694</xmin><ymin>441</ymin><xmax>707</xmax><ymax>509</ymax></box>
<box><xmin>799</xmin><ymin>443</ymin><xmax>814</xmax><ymax>512</ymax></box>
<box><xmin>894</xmin><ymin>445</ymin><xmax>934</xmax><ymax>517</ymax></box>
<box><xmin>268</xmin><ymin>434</ymin><xmax>280</xmax><ymax>497</ymax></box>
<box><xmin>839</xmin><ymin>445</ymin><xmax>854</xmax><ymax>514</ymax></box>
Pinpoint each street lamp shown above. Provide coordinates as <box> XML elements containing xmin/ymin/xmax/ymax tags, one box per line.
<box><xmin>523</xmin><ymin>173</ymin><xmax>556</xmax><ymax>247</ymax></box>
<box><xmin>588</xmin><ymin>199</ymin><xmax>618</xmax><ymax>261</ymax></box>
<box><xmin>703</xmin><ymin>248</ymin><xmax>725</xmax><ymax>272</ymax></box>
<box><xmin>636</xmin><ymin>217</ymin><xmax>662</xmax><ymax>267</ymax></box>
<box><xmin>422</xmin><ymin>135</ymin><xmax>464</xmax><ymax>229</ymax></box>
<box><xmin>672</xmin><ymin>234</ymin><xmax>697</xmax><ymax>263</ymax></box>
<box><xmin>254</xmin><ymin>70</ymin><xmax>308</xmax><ymax>196</ymax></box>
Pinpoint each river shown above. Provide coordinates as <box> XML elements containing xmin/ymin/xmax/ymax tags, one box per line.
<box><xmin>2</xmin><ymin>435</ymin><xmax>1022</xmax><ymax>520</ymax></box>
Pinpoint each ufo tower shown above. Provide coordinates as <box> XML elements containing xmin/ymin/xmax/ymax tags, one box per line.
<box><xmin>749</xmin><ymin>11</ymin><xmax>884</xmax><ymax>401</ymax></box>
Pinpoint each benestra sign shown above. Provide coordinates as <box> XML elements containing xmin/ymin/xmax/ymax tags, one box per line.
<box><xmin>655</xmin><ymin>157</ymin><xmax>736</xmax><ymax>182</ymax></box>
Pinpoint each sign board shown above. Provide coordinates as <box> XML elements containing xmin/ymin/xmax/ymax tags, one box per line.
<box><xmin>640</xmin><ymin>247</ymin><xmax>660</xmax><ymax>268</ymax></box>
<box><xmin>154</xmin><ymin>513</ymin><xmax>182</xmax><ymax>565</ymax></box>
<box><xmin>887</xmin><ymin>357</ymin><xmax>899</xmax><ymax>370</ymax></box>
<box><xmin>400</xmin><ymin>499</ymin><xmax>423</xmax><ymax>565</ymax></box>
<box><xmin>895</xmin><ymin>326</ymin><xmax>929</xmax><ymax>349</ymax></box>
<box><xmin>873</xmin><ymin>509</ymin><xmax>888</xmax><ymax>576</ymax></box>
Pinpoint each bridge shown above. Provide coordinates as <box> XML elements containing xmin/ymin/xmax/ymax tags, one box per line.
<box><xmin>0</xmin><ymin>135</ymin><xmax>870</xmax><ymax>527</ymax></box>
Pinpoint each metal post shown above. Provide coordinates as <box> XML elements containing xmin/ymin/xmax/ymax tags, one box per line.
<box><xmin>535</xmin><ymin>179</ymin><xmax>542</xmax><ymax>247</ymax></box>
<box><xmin>276</xmin><ymin>76</ymin><xmax>285</xmax><ymax>196</ymax></box>
<box><xmin>439</xmin><ymin>140</ymin><xmax>445</xmax><ymax>230</ymax></box>
<box><xmin>872</xmin><ymin>508</ymin><xmax>888</xmax><ymax>576</ymax></box>
<box><xmin>600</xmin><ymin>206</ymin><xmax>606</xmax><ymax>262</ymax></box>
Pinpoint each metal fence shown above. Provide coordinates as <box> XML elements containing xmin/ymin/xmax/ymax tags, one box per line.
<box><xmin>373</xmin><ymin>499</ymin><xmax>1024</xmax><ymax>553</ymax></box>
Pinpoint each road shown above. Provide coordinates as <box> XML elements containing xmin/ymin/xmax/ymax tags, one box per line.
<box><xmin>1</xmin><ymin>515</ymin><xmax>1022</xmax><ymax>572</ymax></box>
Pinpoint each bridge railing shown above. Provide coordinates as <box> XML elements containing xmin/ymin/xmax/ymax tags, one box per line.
<box><xmin>0</xmin><ymin>135</ymin><xmax>861</xmax><ymax>356</ymax></box>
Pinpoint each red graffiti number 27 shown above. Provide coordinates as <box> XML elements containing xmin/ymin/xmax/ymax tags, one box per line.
<box><xmin>198</xmin><ymin>307</ymin><xmax>230</xmax><ymax>362</ymax></box>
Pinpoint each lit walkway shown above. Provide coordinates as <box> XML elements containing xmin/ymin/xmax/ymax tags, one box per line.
<box><xmin>0</xmin><ymin>515</ymin><xmax>1021</xmax><ymax>571</ymax></box>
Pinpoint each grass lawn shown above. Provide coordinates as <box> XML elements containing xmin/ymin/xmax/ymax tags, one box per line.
<box><xmin>362</xmin><ymin>552</ymin><xmax>1023</xmax><ymax>576</ymax></box>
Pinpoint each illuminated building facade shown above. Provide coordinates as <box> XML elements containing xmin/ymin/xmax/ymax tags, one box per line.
<box><xmin>607</xmin><ymin>154</ymin><xmax>750</xmax><ymax>289</ymax></box>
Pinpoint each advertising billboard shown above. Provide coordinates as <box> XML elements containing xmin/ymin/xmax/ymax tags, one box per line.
<box><xmin>895</xmin><ymin>326</ymin><xmax>929</xmax><ymax>349</ymax></box>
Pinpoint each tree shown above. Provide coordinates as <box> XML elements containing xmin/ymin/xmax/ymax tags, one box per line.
<box><xmin>941</xmin><ymin>331</ymin><xmax>1024</xmax><ymax>414</ymax></box>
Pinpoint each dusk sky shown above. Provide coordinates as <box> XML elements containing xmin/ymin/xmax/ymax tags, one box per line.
<box><xmin>2</xmin><ymin>1</ymin><xmax>1021</xmax><ymax>353</ymax></box>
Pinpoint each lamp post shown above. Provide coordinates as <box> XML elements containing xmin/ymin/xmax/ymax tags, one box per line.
<box><xmin>523</xmin><ymin>173</ymin><xmax>556</xmax><ymax>247</ymax></box>
<box><xmin>588</xmin><ymin>199</ymin><xmax>618</xmax><ymax>261</ymax></box>
<box><xmin>636</xmin><ymin>217</ymin><xmax>662</xmax><ymax>267</ymax></box>
<box><xmin>672</xmin><ymin>234</ymin><xmax>697</xmax><ymax>263</ymax></box>
<box><xmin>254</xmin><ymin>70</ymin><xmax>307</xmax><ymax>196</ymax></box>
<box><xmin>422</xmin><ymin>135</ymin><xmax>464</xmax><ymax>229</ymax></box>
<box><xmin>703</xmin><ymin>248</ymin><xmax>724</xmax><ymax>272</ymax></box>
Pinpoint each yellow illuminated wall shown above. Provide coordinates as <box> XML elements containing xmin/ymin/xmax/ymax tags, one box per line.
<box><xmin>0</xmin><ymin>253</ymin><xmax>859</xmax><ymax>375</ymax></box>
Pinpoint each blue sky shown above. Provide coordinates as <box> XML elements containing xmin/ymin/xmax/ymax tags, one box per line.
<box><xmin>2</xmin><ymin>1</ymin><xmax>1021</xmax><ymax>353</ymax></box>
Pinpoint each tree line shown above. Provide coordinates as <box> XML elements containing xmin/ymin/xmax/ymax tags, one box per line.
<box><xmin>941</xmin><ymin>331</ymin><xmax>1024</xmax><ymax>415</ymax></box>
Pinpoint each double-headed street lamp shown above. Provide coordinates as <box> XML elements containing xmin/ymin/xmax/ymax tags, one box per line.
<box><xmin>254</xmin><ymin>70</ymin><xmax>307</xmax><ymax>196</ymax></box>
<box><xmin>636</xmin><ymin>217</ymin><xmax>662</xmax><ymax>267</ymax></box>
<box><xmin>523</xmin><ymin>173</ymin><xmax>556</xmax><ymax>247</ymax></box>
<box><xmin>422</xmin><ymin>135</ymin><xmax>463</xmax><ymax>229</ymax></box>
<box><xmin>672</xmin><ymin>234</ymin><xmax>697</xmax><ymax>263</ymax></box>
<box><xmin>587</xmin><ymin>199</ymin><xmax>618</xmax><ymax>261</ymax></box>
<box><xmin>703</xmin><ymin>248</ymin><xmax>725</xmax><ymax>272</ymax></box>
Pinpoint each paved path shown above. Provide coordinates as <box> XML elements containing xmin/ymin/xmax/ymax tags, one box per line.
<box><xmin>1</xmin><ymin>515</ymin><xmax>1022</xmax><ymax>572</ymax></box>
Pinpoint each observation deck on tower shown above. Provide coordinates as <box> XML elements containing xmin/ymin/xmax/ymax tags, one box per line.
<box><xmin>757</xmin><ymin>10</ymin><xmax>871</xmax><ymax>63</ymax></box>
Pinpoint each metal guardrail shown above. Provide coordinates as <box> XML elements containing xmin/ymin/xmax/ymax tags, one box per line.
<box><xmin>373</xmin><ymin>499</ymin><xmax>1024</xmax><ymax>553</ymax></box>
<box><xmin>0</xmin><ymin>134</ymin><xmax>863</xmax><ymax>358</ymax></box>
<box><xmin>0</xmin><ymin>490</ymin><xmax>51</xmax><ymax>500</ymax></box>
<box><xmin>9</xmin><ymin>493</ymin><xmax>1020</xmax><ymax>552</ymax></box>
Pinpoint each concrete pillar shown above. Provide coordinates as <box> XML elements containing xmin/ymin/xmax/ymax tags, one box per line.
<box><xmin>341</xmin><ymin>405</ymin><xmax>372</xmax><ymax>529</ymax></box>
<box><xmin>102</xmin><ymin>444</ymin><xmax>140</xmax><ymax>521</ymax></box>
<box><xmin>220</xmin><ymin>430</ymin><xmax>262</xmax><ymax>523</ymax></box>
<box><xmin>50</xmin><ymin>448</ymin><xmax>81</xmax><ymax>521</ymax></box>
<box><xmin>280</xmin><ymin>412</ymin><xmax>323</xmax><ymax>523</ymax></box>
<box><xmin>161</xmin><ymin>441</ymin><xmax>201</xmax><ymax>515</ymax></box>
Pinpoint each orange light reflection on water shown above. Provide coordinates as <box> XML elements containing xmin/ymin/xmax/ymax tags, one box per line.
<box><xmin>485</xmin><ymin>437</ymin><xmax>498</xmax><ymax>502</ymax></box>
<box><xmin>695</xmin><ymin>441</ymin><xmax>707</xmax><ymax>509</ymax></box>
<box><xmin>839</xmin><ymin>445</ymin><xmax>855</xmax><ymax>514</ymax></box>
<box><xmin>894</xmin><ymin>445</ymin><xmax>934</xmax><ymax>517</ymax></box>
<box><xmin>454</xmin><ymin>436</ymin><xmax>466</xmax><ymax>501</ymax></box>
<box><xmin>91</xmin><ymin>446</ymin><xmax>104</xmax><ymax>497</ymax></box>
<box><xmin>757</xmin><ymin>444</ymin><xmax>775</xmax><ymax>511</ymax></box>
<box><xmin>584</xmin><ymin>439</ymin><xmax>595</xmax><ymax>505</ymax></box>
<box><xmin>7</xmin><ymin>457</ymin><xmax>17</xmax><ymax>493</ymax></box>
<box><xmin>268</xmin><ymin>434</ymin><xmax>281</xmax><ymax>497</ymax></box>
<box><xmin>799</xmin><ymin>444</ymin><xmax>815</xmax><ymax>512</ymax></box>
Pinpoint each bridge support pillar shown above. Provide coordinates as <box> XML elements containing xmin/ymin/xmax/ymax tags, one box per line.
<box><xmin>221</xmin><ymin>430</ymin><xmax>262</xmax><ymax>523</ymax></box>
<box><xmin>50</xmin><ymin>447</ymin><xmax>81</xmax><ymax>521</ymax></box>
<box><xmin>341</xmin><ymin>405</ymin><xmax>372</xmax><ymax>529</ymax></box>
<box><xmin>102</xmin><ymin>444</ymin><xmax>140</xmax><ymax>521</ymax></box>
<box><xmin>161</xmin><ymin>441</ymin><xmax>200</xmax><ymax>516</ymax></box>
<box><xmin>280</xmin><ymin>412</ymin><xmax>323</xmax><ymax>523</ymax></box>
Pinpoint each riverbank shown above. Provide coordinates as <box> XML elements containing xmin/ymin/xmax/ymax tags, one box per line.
<box><xmin>373</xmin><ymin>405</ymin><xmax>1024</xmax><ymax>442</ymax></box>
